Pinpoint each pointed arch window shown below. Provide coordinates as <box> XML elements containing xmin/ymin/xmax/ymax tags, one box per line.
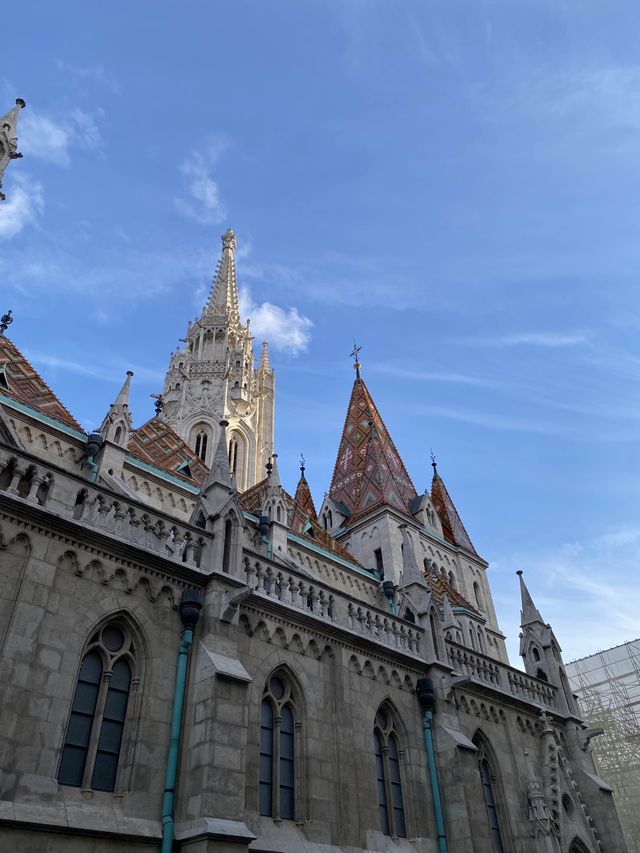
<box><xmin>194</xmin><ymin>430</ymin><xmax>208</xmax><ymax>461</ymax></box>
<box><xmin>474</xmin><ymin>736</ymin><xmax>505</xmax><ymax>853</ymax></box>
<box><xmin>259</xmin><ymin>674</ymin><xmax>299</xmax><ymax>821</ymax></box>
<box><xmin>58</xmin><ymin>621</ymin><xmax>138</xmax><ymax>792</ymax></box>
<box><xmin>373</xmin><ymin>707</ymin><xmax>406</xmax><ymax>838</ymax></box>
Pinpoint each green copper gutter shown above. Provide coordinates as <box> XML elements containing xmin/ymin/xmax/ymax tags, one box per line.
<box><xmin>160</xmin><ymin>588</ymin><xmax>203</xmax><ymax>853</ymax></box>
<box><xmin>417</xmin><ymin>678</ymin><xmax>448</xmax><ymax>853</ymax></box>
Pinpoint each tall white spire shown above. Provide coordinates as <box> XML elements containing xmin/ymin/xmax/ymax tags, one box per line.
<box><xmin>204</xmin><ymin>228</ymin><xmax>240</xmax><ymax>325</ymax></box>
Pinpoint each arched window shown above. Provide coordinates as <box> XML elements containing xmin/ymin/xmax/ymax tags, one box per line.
<box><xmin>448</xmin><ymin>570</ymin><xmax>456</xmax><ymax>589</ymax></box>
<box><xmin>569</xmin><ymin>839</ymin><xmax>590</xmax><ymax>853</ymax></box>
<box><xmin>58</xmin><ymin>621</ymin><xmax>137</xmax><ymax>792</ymax></box>
<box><xmin>373</xmin><ymin>706</ymin><xmax>406</xmax><ymax>838</ymax></box>
<box><xmin>531</xmin><ymin>646</ymin><xmax>541</xmax><ymax>662</ymax></box>
<box><xmin>194</xmin><ymin>430</ymin><xmax>208</xmax><ymax>461</ymax></box>
<box><xmin>222</xmin><ymin>517</ymin><xmax>233</xmax><ymax>573</ymax></box>
<box><xmin>259</xmin><ymin>673</ymin><xmax>298</xmax><ymax>821</ymax></box>
<box><xmin>114</xmin><ymin>425</ymin><xmax>123</xmax><ymax>444</ymax></box>
<box><xmin>473</xmin><ymin>581</ymin><xmax>484</xmax><ymax>610</ymax></box>
<box><xmin>474</xmin><ymin>736</ymin><xmax>505</xmax><ymax>853</ymax></box>
<box><xmin>430</xmin><ymin>611</ymin><xmax>441</xmax><ymax>659</ymax></box>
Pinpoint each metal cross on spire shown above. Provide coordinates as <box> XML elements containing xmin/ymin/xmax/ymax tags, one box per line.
<box><xmin>300</xmin><ymin>453</ymin><xmax>305</xmax><ymax>476</ymax></box>
<box><xmin>349</xmin><ymin>340</ymin><xmax>362</xmax><ymax>379</ymax></box>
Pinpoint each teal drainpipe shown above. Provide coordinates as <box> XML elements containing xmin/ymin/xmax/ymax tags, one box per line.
<box><xmin>417</xmin><ymin>677</ymin><xmax>448</xmax><ymax>853</ymax></box>
<box><xmin>160</xmin><ymin>587</ymin><xmax>203</xmax><ymax>853</ymax></box>
<box><xmin>84</xmin><ymin>433</ymin><xmax>103</xmax><ymax>483</ymax></box>
<box><xmin>382</xmin><ymin>580</ymin><xmax>397</xmax><ymax>615</ymax></box>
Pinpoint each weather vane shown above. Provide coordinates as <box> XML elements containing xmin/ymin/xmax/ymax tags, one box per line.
<box><xmin>300</xmin><ymin>453</ymin><xmax>305</xmax><ymax>475</ymax></box>
<box><xmin>430</xmin><ymin>449</ymin><xmax>437</xmax><ymax>473</ymax></box>
<box><xmin>0</xmin><ymin>310</ymin><xmax>13</xmax><ymax>336</ymax></box>
<box><xmin>349</xmin><ymin>340</ymin><xmax>362</xmax><ymax>379</ymax></box>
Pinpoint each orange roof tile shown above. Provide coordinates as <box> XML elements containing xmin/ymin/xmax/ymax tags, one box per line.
<box><xmin>431</xmin><ymin>470</ymin><xmax>479</xmax><ymax>558</ymax></box>
<box><xmin>127</xmin><ymin>418</ymin><xmax>208</xmax><ymax>486</ymax></box>
<box><xmin>329</xmin><ymin>378</ymin><xmax>417</xmax><ymax>521</ymax></box>
<box><xmin>291</xmin><ymin>471</ymin><xmax>318</xmax><ymax>533</ymax></box>
<box><xmin>0</xmin><ymin>336</ymin><xmax>83</xmax><ymax>432</ymax></box>
<box><xmin>425</xmin><ymin>568</ymin><xmax>478</xmax><ymax>613</ymax></box>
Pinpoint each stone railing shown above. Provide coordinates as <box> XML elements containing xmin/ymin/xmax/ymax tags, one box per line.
<box><xmin>244</xmin><ymin>557</ymin><xmax>422</xmax><ymax>656</ymax></box>
<box><xmin>0</xmin><ymin>447</ymin><xmax>212</xmax><ymax>570</ymax></box>
<box><xmin>446</xmin><ymin>639</ymin><xmax>558</xmax><ymax>709</ymax></box>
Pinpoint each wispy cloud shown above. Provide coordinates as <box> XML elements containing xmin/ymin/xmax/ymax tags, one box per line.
<box><xmin>493</xmin><ymin>526</ymin><xmax>640</xmax><ymax>663</ymax></box>
<box><xmin>55</xmin><ymin>60</ymin><xmax>120</xmax><ymax>94</ymax></box>
<box><xmin>19</xmin><ymin>106</ymin><xmax>105</xmax><ymax>166</ymax></box>
<box><xmin>461</xmin><ymin>331</ymin><xmax>591</xmax><ymax>348</ymax></box>
<box><xmin>0</xmin><ymin>173</ymin><xmax>44</xmax><ymax>239</ymax></box>
<box><xmin>25</xmin><ymin>350</ymin><xmax>164</xmax><ymax>385</ymax></box>
<box><xmin>239</xmin><ymin>285</ymin><xmax>313</xmax><ymax>354</ymax></box>
<box><xmin>175</xmin><ymin>138</ymin><xmax>229</xmax><ymax>225</ymax></box>
<box><xmin>369</xmin><ymin>363</ymin><xmax>507</xmax><ymax>389</ymax></box>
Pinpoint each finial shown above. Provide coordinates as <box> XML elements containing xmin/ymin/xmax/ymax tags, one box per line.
<box><xmin>151</xmin><ymin>393</ymin><xmax>164</xmax><ymax>415</ymax></box>
<box><xmin>300</xmin><ymin>453</ymin><xmax>306</xmax><ymax>476</ymax></box>
<box><xmin>15</xmin><ymin>98</ymin><xmax>26</xmax><ymax>110</ymax></box>
<box><xmin>0</xmin><ymin>310</ymin><xmax>13</xmax><ymax>336</ymax></box>
<box><xmin>349</xmin><ymin>340</ymin><xmax>362</xmax><ymax>379</ymax></box>
<box><xmin>221</xmin><ymin>227</ymin><xmax>236</xmax><ymax>252</ymax></box>
<box><xmin>516</xmin><ymin>570</ymin><xmax>523</xmax><ymax>577</ymax></box>
<box><xmin>430</xmin><ymin>449</ymin><xmax>437</xmax><ymax>473</ymax></box>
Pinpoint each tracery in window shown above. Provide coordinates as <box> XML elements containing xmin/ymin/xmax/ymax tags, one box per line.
<box><xmin>373</xmin><ymin>706</ymin><xmax>406</xmax><ymax>838</ymax></box>
<box><xmin>259</xmin><ymin>673</ymin><xmax>299</xmax><ymax>821</ymax></box>
<box><xmin>194</xmin><ymin>430</ymin><xmax>208</xmax><ymax>461</ymax></box>
<box><xmin>58</xmin><ymin>620</ymin><xmax>139</xmax><ymax>792</ymax></box>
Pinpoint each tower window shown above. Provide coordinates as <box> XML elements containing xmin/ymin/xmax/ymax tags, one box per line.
<box><xmin>374</xmin><ymin>548</ymin><xmax>384</xmax><ymax>577</ymax></box>
<box><xmin>194</xmin><ymin>430</ymin><xmax>208</xmax><ymax>461</ymax></box>
<box><xmin>259</xmin><ymin>673</ymin><xmax>298</xmax><ymax>821</ymax></box>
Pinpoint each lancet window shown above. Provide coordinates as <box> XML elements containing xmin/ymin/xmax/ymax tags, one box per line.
<box><xmin>474</xmin><ymin>735</ymin><xmax>506</xmax><ymax>853</ymax></box>
<box><xmin>259</xmin><ymin>673</ymin><xmax>299</xmax><ymax>821</ymax></box>
<box><xmin>373</xmin><ymin>706</ymin><xmax>406</xmax><ymax>838</ymax></box>
<box><xmin>58</xmin><ymin>620</ymin><xmax>139</xmax><ymax>792</ymax></box>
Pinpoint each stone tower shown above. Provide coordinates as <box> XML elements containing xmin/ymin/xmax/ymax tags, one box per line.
<box><xmin>160</xmin><ymin>228</ymin><xmax>275</xmax><ymax>491</ymax></box>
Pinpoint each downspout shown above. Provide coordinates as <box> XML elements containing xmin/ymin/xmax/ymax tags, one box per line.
<box><xmin>382</xmin><ymin>580</ymin><xmax>397</xmax><ymax>616</ymax></box>
<box><xmin>258</xmin><ymin>515</ymin><xmax>273</xmax><ymax>560</ymax></box>
<box><xmin>417</xmin><ymin>677</ymin><xmax>448</xmax><ymax>853</ymax></box>
<box><xmin>160</xmin><ymin>587</ymin><xmax>203</xmax><ymax>853</ymax></box>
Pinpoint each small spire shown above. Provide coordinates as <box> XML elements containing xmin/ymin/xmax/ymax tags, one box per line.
<box><xmin>442</xmin><ymin>595</ymin><xmax>459</xmax><ymax>631</ymax></box>
<box><xmin>349</xmin><ymin>340</ymin><xmax>362</xmax><ymax>379</ymax></box>
<box><xmin>115</xmin><ymin>371</ymin><xmax>133</xmax><ymax>407</ymax></box>
<box><xmin>0</xmin><ymin>310</ymin><xmax>13</xmax><ymax>336</ymax></box>
<box><xmin>517</xmin><ymin>570</ymin><xmax>544</xmax><ymax>626</ymax></box>
<box><xmin>258</xmin><ymin>339</ymin><xmax>272</xmax><ymax>373</ymax></box>
<box><xmin>203</xmin><ymin>419</ymin><xmax>232</xmax><ymax>490</ymax></box>
<box><xmin>203</xmin><ymin>227</ymin><xmax>240</xmax><ymax>323</ymax></box>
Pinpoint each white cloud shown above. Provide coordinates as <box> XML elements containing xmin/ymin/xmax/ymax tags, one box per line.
<box><xmin>0</xmin><ymin>174</ymin><xmax>44</xmax><ymax>239</ymax></box>
<box><xmin>25</xmin><ymin>349</ymin><xmax>164</xmax><ymax>385</ymax></box>
<box><xmin>55</xmin><ymin>60</ymin><xmax>120</xmax><ymax>94</ymax></box>
<box><xmin>239</xmin><ymin>285</ymin><xmax>313</xmax><ymax>354</ymax></box>
<box><xmin>19</xmin><ymin>106</ymin><xmax>105</xmax><ymax>166</ymax></box>
<box><xmin>175</xmin><ymin>140</ymin><xmax>229</xmax><ymax>225</ymax></box>
<box><xmin>493</xmin><ymin>526</ymin><xmax>640</xmax><ymax>664</ymax></box>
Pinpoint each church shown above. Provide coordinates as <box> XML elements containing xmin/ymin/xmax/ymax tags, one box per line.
<box><xmin>0</xmin><ymin>100</ymin><xmax>629</xmax><ymax>852</ymax></box>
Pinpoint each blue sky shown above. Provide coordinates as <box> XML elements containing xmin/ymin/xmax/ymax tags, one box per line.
<box><xmin>2</xmin><ymin>0</ymin><xmax>639</xmax><ymax>662</ymax></box>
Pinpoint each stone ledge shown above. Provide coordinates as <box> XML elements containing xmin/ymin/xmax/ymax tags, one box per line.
<box><xmin>0</xmin><ymin>800</ymin><xmax>161</xmax><ymax>841</ymax></box>
<box><xmin>175</xmin><ymin>817</ymin><xmax>257</xmax><ymax>843</ymax></box>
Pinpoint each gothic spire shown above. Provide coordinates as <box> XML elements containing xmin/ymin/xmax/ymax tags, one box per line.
<box><xmin>431</xmin><ymin>464</ymin><xmax>479</xmax><ymax>557</ymax></box>
<box><xmin>329</xmin><ymin>377</ymin><xmax>417</xmax><ymax>518</ymax></box>
<box><xmin>0</xmin><ymin>98</ymin><xmax>26</xmax><ymax>202</ymax></box>
<box><xmin>114</xmin><ymin>370</ymin><xmax>133</xmax><ymax>408</ymax></box>
<box><xmin>100</xmin><ymin>370</ymin><xmax>134</xmax><ymax>445</ymax></box>
<box><xmin>204</xmin><ymin>228</ymin><xmax>240</xmax><ymax>325</ymax></box>
<box><xmin>257</xmin><ymin>340</ymin><xmax>271</xmax><ymax>374</ymax></box>
<box><xmin>329</xmin><ymin>376</ymin><xmax>417</xmax><ymax>521</ymax></box>
<box><xmin>516</xmin><ymin>570</ymin><xmax>544</xmax><ymax>627</ymax></box>
<box><xmin>291</xmin><ymin>457</ymin><xmax>318</xmax><ymax>533</ymax></box>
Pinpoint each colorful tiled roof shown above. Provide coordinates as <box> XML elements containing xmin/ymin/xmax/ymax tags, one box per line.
<box><xmin>127</xmin><ymin>418</ymin><xmax>208</xmax><ymax>486</ymax></box>
<box><xmin>238</xmin><ymin>476</ymin><xmax>293</xmax><ymax>515</ymax></box>
<box><xmin>431</xmin><ymin>469</ymin><xmax>479</xmax><ymax>558</ymax></box>
<box><xmin>425</xmin><ymin>568</ymin><xmax>478</xmax><ymax>613</ymax></box>
<box><xmin>291</xmin><ymin>470</ymin><xmax>318</xmax><ymax>533</ymax></box>
<box><xmin>0</xmin><ymin>336</ymin><xmax>83</xmax><ymax>432</ymax></box>
<box><xmin>329</xmin><ymin>378</ymin><xmax>417</xmax><ymax>521</ymax></box>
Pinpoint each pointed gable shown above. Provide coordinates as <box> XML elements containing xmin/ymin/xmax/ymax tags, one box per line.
<box><xmin>128</xmin><ymin>418</ymin><xmax>208</xmax><ymax>486</ymax></box>
<box><xmin>291</xmin><ymin>471</ymin><xmax>318</xmax><ymax>534</ymax></box>
<box><xmin>329</xmin><ymin>378</ymin><xmax>417</xmax><ymax>521</ymax></box>
<box><xmin>431</xmin><ymin>469</ymin><xmax>479</xmax><ymax>558</ymax></box>
<box><xmin>0</xmin><ymin>335</ymin><xmax>83</xmax><ymax>432</ymax></box>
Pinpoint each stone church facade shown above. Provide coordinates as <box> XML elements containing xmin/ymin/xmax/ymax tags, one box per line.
<box><xmin>0</xmin><ymin>228</ymin><xmax>628</xmax><ymax>852</ymax></box>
